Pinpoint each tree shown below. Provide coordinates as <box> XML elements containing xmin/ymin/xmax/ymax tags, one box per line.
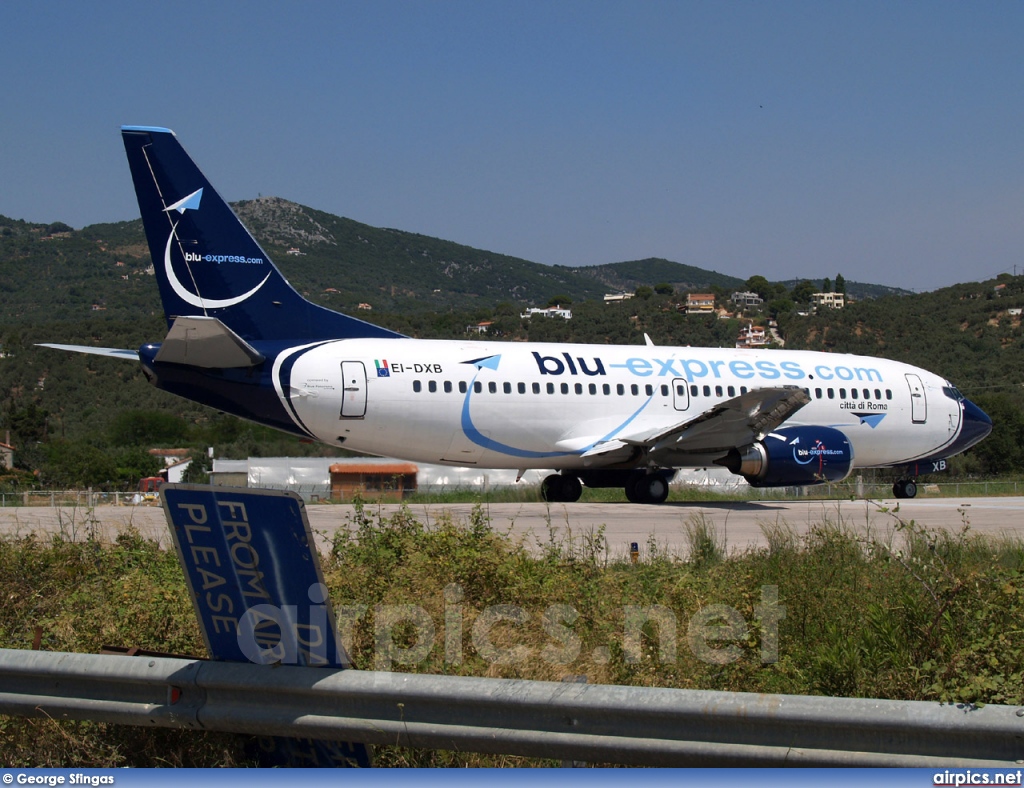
<box><xmin>109</xmin><ymin>409</ymin><xmax>189</xmax><ymax>446</ymax></box>
<box><xmin>745</xmin><ymin>275</ymin><xmax>772</xmax><ymax>301</ymax></box>
<box><xmin>547</xmin><ymin>295</ymin><xmax>572</xmax><ymax>307</ymax></box>
<box><xmin>835</xmin><ymin>273</ymin><xmax>846</xmax><ymax>294</ymax></box>
<box><xmin>822</xmin><ymin>277</ymin><xmax>832</xmax><ymax>293</ymax></box>
<box><xmin>112</xmin><ymin>446</ymin><xmax>163</xmax><ymax>487</ymax></box>
<box><xmin>654</xmin><ymin>282</ymin><xmax>674</xmax><ymax>295</ymax></box>
<box><xmin>42</xmin><ymin>441</ymin><xmax>118</xmax><ymax>489</ymax></box>
<box><xmin>768</xmin><ymin>298</ymin><xmax>795</xmax><ymax>318</ymax></box>
<box><xmin>8</xmin><ymin>404</ymin><xmax>49</xmax><ymax>444</ymax></box>
<box><xmin>790</xmin><ymin>280</ymin><xmax>816</xmax><ymax>305</ymax></box>
<box><xmin>634</xmin><ymin>285</ymin><xmax>654</xmax><ymax>299</ymax></box>
<box><xmin>182</xmin><ymin>452</ymin><xmax>211</xmax><ymax>484</ymax></box>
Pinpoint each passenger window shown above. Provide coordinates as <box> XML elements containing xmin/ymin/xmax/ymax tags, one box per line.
<box><xmin>459</xmin><ymin>381</ymin><xmax>467</xmax><ymax>394</ymax></box>
<box><xmin>740</xmin><ymin>386</ymin><xmax>748</xmax><ymax>394</ymax></box>
<box><xmin>631</xmin><ymin>384</ymin><xmax>639</xmax><ymax>396</ymax></box>
<box><xmin>602</xmin><ymin>384</ymin><xmax>611</xmax><ymax>395</ymax></box>
<box><xmin>575</xmin><ymin>383</ymin><xmax>583</xmax><ymax>395</ymax></box>
<box><xmin>413</xmin><ymin>380</ymin><xmax>422</xmax><ymax>393</ymax></box>
<box><xmin>839</xmin><ymin>388</ymin><xmax>846</xmax><ymax>399</ymax></box>
<box><xmin>488</xmin><ymin>381</ymin><xmax>496</xmax><ymax>393</ymax></box>
<box><xmin>715</xmin><ymin>386</ymin><xmax>723</xmax><ymax>397</ymax></box>
<box><xmin>547</xmin><ymin>382</ymin><xmax>555</xmax><ymax>394</ymax></box>
<box><xmin>561</xmin><ymin>383</ymin><xmax>569</xmax><ymax>394</ymax></box>
<box><xmin>690</xmin><ymin>385</ymin><xmax>698</xmax><ymax>396</ymax></box>
<box><xmin>827</xmin><ymin>388</ymin><xmax>835</xmax><ymax>399</ymax></box>
<box><xmin>444</xmin><ymin>381</ymin><xmax>452</xmax><ymax>393</ymax></box>
<box><xmin>474</xmin><ymin>381</ymin><xmax>482</xmax><ymax>393</ymax></box>
<box><xmin>661</xmin><ymin>385</ymin><xmax>669</xmax><ymax>396</ymax></box>
<box><xmin>616</xmin><ymin>384</ymin><xmax>625</xmax><ymax>395</ymax></box>
<box><xmin>589</xmin><ymin>383</ymin><xmax>597</xmax><ymax>395</ymax></box>
<box><xmin>518</xmin><ymin>382</ymin><xmax>526</xmax><ymax>394</ymax></box>
<box><xmin>532</xmin><ymin>382</ymin><xmax>541</xmax><ymax>394</ymax></box>
<box><xmin>874</xmin><ymin>389</ymin><xmax>881</xmax><ymax>400</ymax></box>
<box><xmin>815</xmin><ymin>388</ymin><xmax>822</xmax><ymax>399</ymax></box>
<box><xmin>886</xmin><ymin>389</ymin><xmax>893</xmax><ymax>400</ymax></box>
<box><xmin>727</xmin><ymin>386</ymin><xmax>735</xmax><ymax>397</ymax></box>
<box><xmin>645</xmin><ymin>385</ymin><xmax>653</xmax><ymax>396</ymax></box>
<box><xmin>428</xmin><ymin>381</ymin><xmax>437</xmax><ymax>393</ymax></box>
<box><xmin>703</xmin><ymin>385</ymin><xmax>711</xmax><ymax>397</ymax></box>
<box><xmin>503</xmin><ymin>382</ymin><xmax>511</xmax><ymax>394</ymax></box>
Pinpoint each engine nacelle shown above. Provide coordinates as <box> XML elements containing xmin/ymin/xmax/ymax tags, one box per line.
<box><xmin>721</xmin><ymin>426</ymin><xmax>854</xmax><ymax>488</ymax></box>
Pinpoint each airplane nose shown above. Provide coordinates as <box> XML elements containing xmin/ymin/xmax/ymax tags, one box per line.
<box><xmin>958</xmin><ymin>398</ymin><xmax>993</xmax><ymax>452</ymax></box>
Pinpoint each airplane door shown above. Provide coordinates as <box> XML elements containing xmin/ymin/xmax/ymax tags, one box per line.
<box><xmin>672</xmin><ymin>378</ymin><xmax>690</xmax><ymax>411</ymax></box>
<box><xmin>905</xmin><ymin>373</ymin><xmax>926</xmax><ymax>423</ymax></box>
<box><xmin>340</xmin><ymin>361</ymin><xmax>367</xmax><ymax>418</ymax></box>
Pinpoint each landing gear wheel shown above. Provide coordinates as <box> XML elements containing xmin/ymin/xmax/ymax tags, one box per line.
<box><xmin>624</xmin><ymin>473</ymin><xmax>670</xmax><ymax>504</ymax></box>
<box><xmin>893</xmin><ymin>479</ymin><xmax>918</xmax><ymax>499</ymax></box>
<box><xmin>560</xmin><ymin>474</ymin><xmax>582</xmax><ymax>502</ymax></box>
<box><xmin>541</xmin><ymin>474</ymin><xmax>582</xmax><ymax>503</ymax></box>
<box><xmin>541</xmin><ymin>474</ymin><xmax>565</xmax><ymax>502</ymax></box>
<box><xmin>640</xmin><ymin>474</ymin><xmax>670</xmax><ymax>504</ymax></box>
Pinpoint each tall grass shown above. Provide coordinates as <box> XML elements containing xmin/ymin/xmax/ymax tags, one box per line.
<box><xmin>1</xmin><ymin>504</ymin><xmax>1022</xmax><ymax>766</ymax></box>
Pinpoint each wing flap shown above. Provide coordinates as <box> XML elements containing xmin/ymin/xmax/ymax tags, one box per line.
<box><xmin>621</xmin><ymin>386</ymin><xmax>810</xmax><ymax>460</ymax></box>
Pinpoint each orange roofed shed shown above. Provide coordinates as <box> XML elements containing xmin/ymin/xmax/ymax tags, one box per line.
<box><xmin>329</xmin><ymin>462</ymin><xmax>418</xmax><ymax>501</ymax></box>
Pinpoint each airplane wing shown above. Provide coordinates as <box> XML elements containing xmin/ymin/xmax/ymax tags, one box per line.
<box><xmin>37</xmin><ymin>344</ymin><xmax>139</xmax><ymax>361</ymax></box>
<box><xmin>581</xmin><ymin>386</ymin><xmax>810</xmax><ymax>466</ymax></box>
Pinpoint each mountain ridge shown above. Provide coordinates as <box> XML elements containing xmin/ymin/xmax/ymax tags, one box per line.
<box><xmin>1</xmin><ymin>197</ymin><xmax>911</xmax><ymax>328</ymax></box>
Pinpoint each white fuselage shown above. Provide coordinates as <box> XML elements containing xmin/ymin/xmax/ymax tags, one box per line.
<box><xmin>273</xmin><ymin>338</ymin><xmax>962</xmax><ymax>471</ymax></box>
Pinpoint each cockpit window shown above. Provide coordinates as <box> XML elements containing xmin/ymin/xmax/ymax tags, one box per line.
<box><xmin>943</xmin><ymin>385</ymin><xmax>965</xmax><ymax>402</ymax></box>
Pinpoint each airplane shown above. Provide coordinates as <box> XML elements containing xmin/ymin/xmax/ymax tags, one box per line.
<box><xmin>41</xmin><ymin>126</ymin><xmax>992</xmax><ymax>503</ymax></box>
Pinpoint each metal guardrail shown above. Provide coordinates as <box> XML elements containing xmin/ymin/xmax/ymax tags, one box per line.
<box><xmin>1</xmin><ymin>649</ymin><xmax>1022</xmax><ymax>767</ymax></box>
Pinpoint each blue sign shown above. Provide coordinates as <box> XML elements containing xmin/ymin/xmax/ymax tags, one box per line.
<box><xmin>162</xmin><ymin>484</ymin><xmax>369</xmax><ymax>766</ymax></box>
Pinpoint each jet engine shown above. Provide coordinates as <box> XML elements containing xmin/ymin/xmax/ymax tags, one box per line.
<box><xmin>718</xmin><ymin>426</ymin><xmax>854</xmax><ymax>488</ymax></box>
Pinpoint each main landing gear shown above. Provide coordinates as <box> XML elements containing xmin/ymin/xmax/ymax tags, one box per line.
<box><xmin>541</xmin><ymin>469</ymin><xmax>675</xmax><ymax>504</ymax></box>
<box><xmin>625</xmin><ymin>473</ymin><xmax>670</xmax><ymax>504</ymax></box>
<box><xmin>540</xmin><ymin>473</ymin><xmax>583</xmax><ymax>503</ymax></box>
<box><xmin>893</xmin><ymin>478</ymin><xmax>918</xmax><ymax>499</ymax></box>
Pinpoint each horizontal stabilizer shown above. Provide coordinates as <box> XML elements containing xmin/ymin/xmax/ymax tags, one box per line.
<box><xmin>37</xmin><ymin>344</ymin><xmax>139</xmax><ymax>361</ymax></box>
<box><xmin>154</xmin><ymin>316</ymin><xmax>265</xmax><ymax>368</ymax></box>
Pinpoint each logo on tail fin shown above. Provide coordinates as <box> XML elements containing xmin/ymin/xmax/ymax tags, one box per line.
<box><xmin>165</xmin><ymin>187</ymin><xmax>204</xmax><ymax>214</ymax></box>
<box><xmin>162</xmin><ymin>188</ymin><xmax>272</xmax><ymax>310</ymax></box>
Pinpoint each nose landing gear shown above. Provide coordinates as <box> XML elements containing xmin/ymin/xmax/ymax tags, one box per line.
<box><xmin>893</xmin><ymin>478</ymin><xmax>918</xmax><ymax>499</ymax></box>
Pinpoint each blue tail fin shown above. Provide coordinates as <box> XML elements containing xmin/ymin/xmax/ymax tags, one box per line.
<box><xmin>121</xmin><ymin>126</ymin><xmax>402</xmax><ymax>342</ymax></box>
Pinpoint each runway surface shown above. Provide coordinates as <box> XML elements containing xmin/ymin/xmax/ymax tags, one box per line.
<box><xmin>1</xmin><ymin>496</ymin><xmax>1021</xmax><ymax>558</ymax></box>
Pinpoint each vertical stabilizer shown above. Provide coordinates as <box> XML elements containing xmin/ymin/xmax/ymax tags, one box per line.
<box><xmin>121</xmin><ymin>126</ymin><xmax>402</xmax><ymax>342</ymax></box>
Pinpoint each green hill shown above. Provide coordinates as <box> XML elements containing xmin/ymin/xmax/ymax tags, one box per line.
<box><xmin>776</xmin><ymin>278</ymin><xmax>913</xmax><ymax>301</ymax></box>
<box><xmin>0</xmin><ymin>200</ymin><xmax>617</xmax><ymax>327</ymax></box>
<box><xmin>568</xmin><ymin>257</ymin><xmax>745</xmax><ymax>293</ymax></box>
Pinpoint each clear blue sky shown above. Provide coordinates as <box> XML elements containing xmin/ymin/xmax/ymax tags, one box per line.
<box><xmin>2</xmin><ymin>1</ymin><xmax>1022</xmax><ymax>291</ymax></box>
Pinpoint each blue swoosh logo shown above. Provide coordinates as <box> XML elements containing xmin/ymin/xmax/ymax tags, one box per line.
<box><xmin>458</xmin><ymin>355</ymin><xmax>655</xmax><ymax>459</ymax></box>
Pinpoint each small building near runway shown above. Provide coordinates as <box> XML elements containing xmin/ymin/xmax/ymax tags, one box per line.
<box><xmin>329</xmin><ymin>460</ymin><xmax>418</xmax><ymax>501</ymax></box>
